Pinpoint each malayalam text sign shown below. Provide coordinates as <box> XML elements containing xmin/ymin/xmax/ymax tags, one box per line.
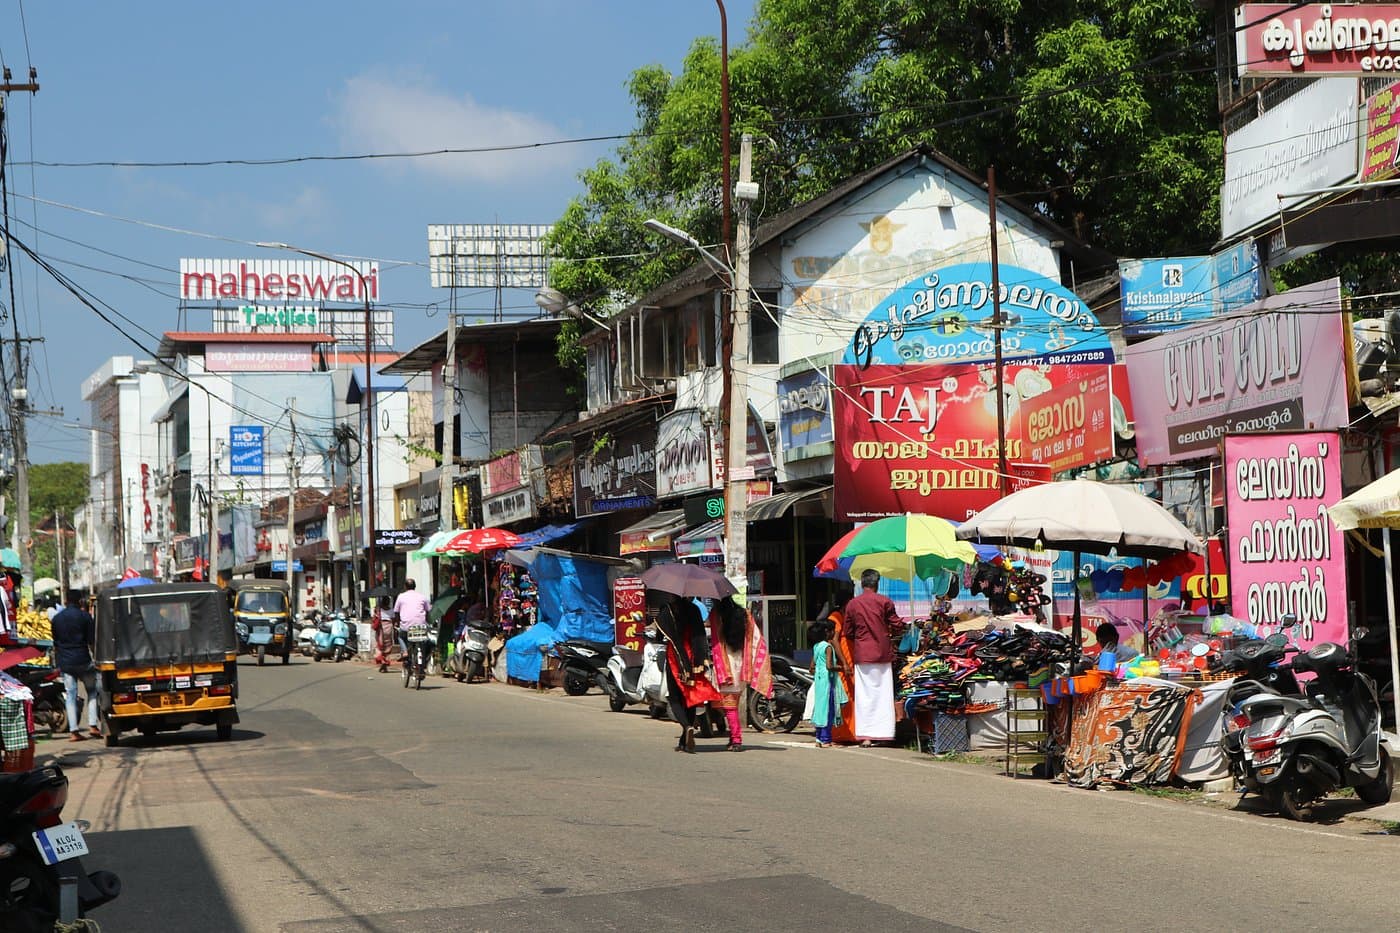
<box><xmin>1225</xmin><ymin>432</ymin><xmax>1347</xmax><ymax>648</ymax></box>
<box><xmin>1236</xmin><ymin>4</ymin><xmax>1400</xmax><ymax>76</ymax></box>
<box><xmin>1124</xmin><ymin>278</ymin><xmax>1348</xmax><ymax>465</ymax></box>
<box><xmin>206</xmin><ymin>343</ymin><xmax>314</xmax><ymax>372</ymax></box>
<box><xmin>613</xmin><ymin>577</ymin><xmax>647</xmax><ymax>652</ymax></box>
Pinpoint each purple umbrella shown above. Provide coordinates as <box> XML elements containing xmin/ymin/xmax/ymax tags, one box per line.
<box><xmin>640</xmin><ymin>563</ymin><xmax>737</xmax><ymax>600</ymax></box>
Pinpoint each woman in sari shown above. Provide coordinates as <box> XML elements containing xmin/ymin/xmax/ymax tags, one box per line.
<box><xmin>709</xmin><ymin>599</ymin><xmax>773</xmax><ymax>752</ymax></box>
<box><xmin>824</xmin><ymin>591</ymin><xmax>858</xmax><ymax>744</ymax></box>
<box><xmin>654</xmin><ymin>594</ymin><xmax>722</xmax><ymax>753</ymax></box>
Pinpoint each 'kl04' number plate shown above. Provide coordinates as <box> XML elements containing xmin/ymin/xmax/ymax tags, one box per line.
<box><xmin>32</xmin><ymin>822</ymin><xmax>88</xmax><ymax>865</ymax></box>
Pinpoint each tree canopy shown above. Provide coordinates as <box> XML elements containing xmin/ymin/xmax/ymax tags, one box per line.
<box><xmin>547</xmin><ymin>0</ymin><xmax>1223</xmax><ymax>311</ymax></box>
<box><xmin>17</xmin><ymin>462</ymin><xmax>87</xmax><ymax>583</ymax></box>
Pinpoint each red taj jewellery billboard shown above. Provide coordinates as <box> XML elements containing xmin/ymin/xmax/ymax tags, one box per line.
<box><xmin>1236</xmin><ymin>4</ymin><xmax>1400</xmax><ymax>77</ymax></box>
<box><xmin>834</xmin><ymin>362</ymin><xmax>1093</xmax><ymax>522</ymax></box>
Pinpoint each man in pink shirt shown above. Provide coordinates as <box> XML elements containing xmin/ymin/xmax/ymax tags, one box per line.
<box><xmin>392</xmin><ymin>579</ymin><xmax>432</xmax><ymax>652</ymax></box>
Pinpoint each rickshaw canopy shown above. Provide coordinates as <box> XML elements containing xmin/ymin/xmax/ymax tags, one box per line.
<box><xmin>95</xmin><ymin>582</ymin><xmax>237</xmax><ymax>668</ymax></box>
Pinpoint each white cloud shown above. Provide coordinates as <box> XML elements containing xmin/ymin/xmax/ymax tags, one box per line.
<box><xmin>331</xmin><ymin>72</ymin><xmax>572</xmax><ymax>183</ymax></box>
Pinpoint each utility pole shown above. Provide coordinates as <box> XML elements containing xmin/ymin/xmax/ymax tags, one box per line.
<box><xmin>211</xmin><ymin>447</ymin><xmax>221</xmax><ymax>587</ymax></box>
<box><xmin>0</xmin><ymin>87</ymin><xmax>39</xmax><ymax>591</ymax></box>
<box><xmin>723</xmin><ymin>134</ymin><xmax>755</xmax><ymax>597</ymax></box>
<box><xmin>286</xmin><ymin>405</ymin><xmax>297</xmax><ymax>608</ymax></box>
<box><xmin>988</xmin><ymin>166</ymin><xmax>1010</xmax><ymax>495</ymax></box>
<box><xmin>439</xmin><ymin>312</ymin><xmax>457</xmax><ymax>535</ymax></box>
<box><xmin>54</xmin><ymin>508</ymin><xmax>63</xmax><ymax>596</ymax></box>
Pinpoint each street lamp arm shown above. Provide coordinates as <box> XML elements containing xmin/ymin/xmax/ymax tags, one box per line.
<box><xmin>642</xmin><ymin>219</ymin><xmax>734</xmax><ymax>287</ymax></box>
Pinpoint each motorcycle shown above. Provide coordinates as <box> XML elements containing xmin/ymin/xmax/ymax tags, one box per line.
<box><xmin>748</xmin><ymin>654</ymin><xmax>812</xmax><ymax>733</ymax></box>
<box><xmin>0</xmin><ymin>764</ymin><xmax>120</xmax><ymax>931</ymax></box>
<box><xmin>554</xmin><ymin>640</ymin><xmax>614</xmax><ymax>696</ymax></box>
<box><xmin>402</xmin><ymin>623</ymin><xmax>434</xmax><ymax>690</ymax></box>
<box><xmin>12</xmin><ymin>666</ymin><xmax>66</xmax><ymax>735</ymax></box>
<box><xmin>310</xmin><ymin>613</ymin><xmax>353</xmax><ymax>663</ymax></box>
<box><xmin>296</xmin><ymin>610</ymin><xmax>321</xmax><ymax>657</ymax></box>
<box><xmin>1238</xmin><ymin>641</ymin><xmax>1394</xmax><ymax>820</ymax></box>
<box><xmin>604</xmin><ymin>630</ymin><xmax>669</xmax><ymax>718</ymax></box>
<box><xmin>452</xmin><ymin>622</ymin><xmax>493</xmax><ymax>683</ymax></box>
<box><xmin>1215</xmin><ymin>633</ymin><xmax>1302</xmax><ymax>793</ymax></box>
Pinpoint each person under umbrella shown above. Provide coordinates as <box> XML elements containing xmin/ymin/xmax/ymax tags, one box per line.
<box><xmin>651</xmin><ymin>592</ymin><xmax>721</xmax><ymax>753</ymax></box>
<box><xmin>708</xmin><ymin>598</ymin><xmax>772</xmax><ymax>752</ymax></box>
<box><xmin>843</xmin><ymin>569</ymin><xmax>903</xmax><ymax>747</ymax></box>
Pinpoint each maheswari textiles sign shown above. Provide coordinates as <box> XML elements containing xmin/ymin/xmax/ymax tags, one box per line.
<box><xmin>180</xmin><ymin>259</ymin><xmax>380</xmax><ymax>302</ymax></box>
<box><xmin>1224</xmin><ymin>431</ymin><xmax>1346</xmax><ymax>649</ymax></box>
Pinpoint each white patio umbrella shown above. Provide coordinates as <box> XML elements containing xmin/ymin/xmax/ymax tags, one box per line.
<box><xmin>957</xmin><ymin>478</ymin><xmax>1203</xmax><ymax>646</ymax></box>
<box><xmin>1329</xmin><ymin>470</ymin><xmax>1400</xmax><ymax>731</ymax></box>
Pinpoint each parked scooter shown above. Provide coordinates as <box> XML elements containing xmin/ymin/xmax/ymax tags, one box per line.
<box><xmin>310</xmin><ymin>612</ymin><xmax>353</xmax><ymax>662</ymax></box>
<box><xmin>748</xmin><ymin>654</ymin><xmax>812</xmax><ymax>733</ymax></box>
<box><xmin>554</xmin><ymin>640</ymin><xmax>614</xmax><ymax>696</ymax></box>
<box><xmin>0</xmin><ymin>764</ymin><xmax>121</xmax><ymax>930</ymax></box>
<box><xmin>452</xmin><ymin>622</ymin><xmax>493</xmax><ymax>683</ymax></box>
<box><xmin>1216</xmin><ymin>633</ymin><xmax>1302</xmax><ymax>793</ymax></box>
<box><xmin>296</xmin><ymin>610</ymin><xmax>321</xmax><ymax>657</ymax></box>
<box><xmin>12</xmin><ymin>666</ymin><xmax>67</xmax><ymax>735</ymax></box>
<box><xmin>604</xmin><ymin>629</ymin><xmax>669</xmax><ymax>717</ymax></box>
<box><xmin>1237</xmin><ymin>641</ymin><xmax>1393</xmax><ymax>820</ymax></box>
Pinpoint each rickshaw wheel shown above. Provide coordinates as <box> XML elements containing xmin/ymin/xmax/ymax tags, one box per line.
<box><xmin>102</xmin><ymin>723</ymin><xmax>119</xmax><ymax>748</ymax></box>
<box><xmin>216</xmin><ymin>721</ymin><xmax>233</xmax><ymax>742</ymax></box>
<box><xmin>281</xmin><ymin>650</ymin><xmax>290</xmax><ymax>665</ymax></box>
<box><xmin>257</xmin><ymin>646</ymin><xmax>266</xmax><ymax>666</ymax></box>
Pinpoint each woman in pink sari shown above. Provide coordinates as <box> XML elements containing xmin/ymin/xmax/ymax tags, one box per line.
<box><xmin>709</xmin><ymin>599</ymin><xmax>773</xmax><ymax>751</ymax></box>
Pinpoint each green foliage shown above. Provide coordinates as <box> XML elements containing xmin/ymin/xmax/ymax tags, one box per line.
<box><xmin>1272</xmin><ymin>248</ymin><xmax>1400</xmax><ymax>318</ymax></box>
<box><xmin>548</xmin><ymin>0</ymin><xmax>1223</xmax><ymax>316</ymax></box>
<box><xmin>26</xmin><ymin>462</ymin><xmax>88</xmax><ymax>583</ymax></box>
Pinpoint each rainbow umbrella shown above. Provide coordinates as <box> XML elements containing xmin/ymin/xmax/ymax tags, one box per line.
<box><xmin>827</xmin><ymin>514</ymin><xmax>977</xmax><ymax>582</ymax></box>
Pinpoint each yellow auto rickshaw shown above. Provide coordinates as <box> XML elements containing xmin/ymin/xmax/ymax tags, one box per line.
<box><xmin>95</xmin><ymin>582</ymin><xmax>239</xmax><ymax>746</ymax></box>
<box><xmin>227</xmin><ymin>579</ymin><xmax>293</xmax><ymax>665</ymax></box>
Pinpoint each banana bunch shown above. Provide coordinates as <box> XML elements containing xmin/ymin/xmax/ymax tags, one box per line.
<box><xmin>15</xmin><ymin>605</ymin><xmax>51</xmax><ymax>642</ymax></box>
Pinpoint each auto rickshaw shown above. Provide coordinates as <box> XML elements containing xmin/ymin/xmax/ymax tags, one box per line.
<box><xmin>95</xmin><ymin>582</ymin><xmax>240</xmax><ymax>746</ymax></box>
<box><xmin>227</xmin><ymin>579</ymin><xmax>293</xmax><ymax>665</ymax></box>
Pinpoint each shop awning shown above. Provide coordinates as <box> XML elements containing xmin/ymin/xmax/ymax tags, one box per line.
<box><xmin>150</xmin><ymin>382</ymin><xmax>189</xmax><ymax>424</ymax></box>
<box><xmin>747</xmin><ymin>485</ymin><xmax>831</xmax><ymax>522</ymax></box>
<box><xmin>675</xmin><ymin>519</ymin><xmax>724</xmax><ymax>559</ymax></box>
<box><xmin>618</xmin><ymin>509</ymin><xmax>686</xmax><ymax>555</ymax></box>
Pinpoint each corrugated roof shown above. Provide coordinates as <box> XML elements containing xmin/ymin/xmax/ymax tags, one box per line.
<box><xmin>382</xmin><ymin>317</ymin><xmax>564</xmax><ymax>375</ymax></box>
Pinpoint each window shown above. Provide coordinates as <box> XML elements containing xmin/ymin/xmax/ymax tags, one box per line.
<box><xmin>750</xmin><ymin>290</ymin><xmax>780</xmax><ymax>364</ymax></box>
<box><xmin>586</xmin><ymin>341</ymin><xmax>615</xmax><ymax>411</ymax></box>
<box><xmin>236</xmin><ymin>591</ymin><xmax>287</xmax><ymax>614</ymax></box>
<box><xmin>141</xmin><ymin>601</ymin><xmax>192</xmax><ymax>633</ymax></box>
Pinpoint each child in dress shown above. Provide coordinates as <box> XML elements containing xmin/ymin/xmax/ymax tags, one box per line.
<box><xmin>808</xmin><ymin>620</ymin><xmax>849</xmax><ymax>747</ymax></box>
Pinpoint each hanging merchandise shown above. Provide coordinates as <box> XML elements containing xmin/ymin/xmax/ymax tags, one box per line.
<box><xmin>495</xmin><ymin>563</ymin><xmax>539</xmax><ymax>634</ymax></box>
<box><xmin>967</xmin><ymin>558</ymin><xmax>1051</xmax><ymax>620</ymax></box>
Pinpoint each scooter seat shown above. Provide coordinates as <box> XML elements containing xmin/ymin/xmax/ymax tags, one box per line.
<box><xmin>613</xmin><ymin>645</ymin><xmax>644</xmax><ymax>667</ymax></box>
<box><xmin>565</xmin><ymin>639</ymin><xmax>614</xmax><ymax>657</ymax></box>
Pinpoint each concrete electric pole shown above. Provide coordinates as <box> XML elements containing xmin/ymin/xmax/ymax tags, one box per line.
<box><xmin>439</xmin><ymin>312</ymin><xmax>457</xmax><ymax>536</ymax></box>
<box><xmin>723</xmin><ymin>134</ymin><xmax>756</xmax><ymax>596</ymax></box>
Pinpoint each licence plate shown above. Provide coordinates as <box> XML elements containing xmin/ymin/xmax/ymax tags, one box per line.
<box><xmin>32</xmin><ymin>822</ymin><xmax>88</xmax><ymax>866</ymax></box>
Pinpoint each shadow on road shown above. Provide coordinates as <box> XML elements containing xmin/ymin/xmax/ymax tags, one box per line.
<box><xmin>82</xmin><ymin>825</ymin><xmax>246</xmax><ymax>931</ymax></box>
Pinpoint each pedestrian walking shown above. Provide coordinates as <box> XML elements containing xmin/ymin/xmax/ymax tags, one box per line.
<box><xmin>708</xmin><ymin>598</ymin><xmax>772</xmax><ymax>752</ymax></box>
<box><xmin>50</xmin><ymin>591</ymin><xmax>101</xmax><ymax>742</ymax></box>
<box><xmin>842</xmin><ymin>569</ymin><xmax>902</xmax><ymax>746</ymax></box>
<box><xmin>654</xmin><ymin>593</ymin><xmax>720</xmax><ymax>753</ymax></box>
<box><xmin>808</xmin><ymin>620</ymin><xmax>848</xmax><ymax>747</ymax></box>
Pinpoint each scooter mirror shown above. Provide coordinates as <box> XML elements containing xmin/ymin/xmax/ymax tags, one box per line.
<box><xmin>1189</xmin><ymin>642</ymin><xmax>1211</xmax><ymax>658</ymax></box>
<box><xmin>1265</xmin><ymin>633</ymin><xmax>1288</xmax><ymax>648</ymax></box>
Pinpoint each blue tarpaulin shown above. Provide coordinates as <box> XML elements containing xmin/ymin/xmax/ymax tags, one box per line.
<box><xmin>506</xmin><ymin>622</ymin><xmax>558</xmax><ymax>683</ymax></box>
<box><xmin>515</xmin><ymin>523</ymin><xmax>584</xmax><ymax>549</ymax></box>
<box><xmin>530</xmin><ymin>551</ymin><xmax>614</xmax><ymax>643</ymax></box>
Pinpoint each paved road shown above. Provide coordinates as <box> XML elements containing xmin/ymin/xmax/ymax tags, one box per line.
<box><xmin>52</xmin><ymin>657</ymin><xmax>1400</xmax><ymax>931</ymax></box>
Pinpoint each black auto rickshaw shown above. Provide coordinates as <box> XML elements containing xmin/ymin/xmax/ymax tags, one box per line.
<box><xmin>95</xmin><ymin>582</ymin><xmax>240</xmax><ymax>746</ymax></box>
<box><xmin>227</xmin><ymin>579</ymin><xmax>293</xmax><ymax>665</ymax></box>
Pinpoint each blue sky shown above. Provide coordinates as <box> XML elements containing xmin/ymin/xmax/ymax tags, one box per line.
<box><xmin>0</xmin><ymin>0</ymin><xmax>755</xmax><ymax>463</ymax></box>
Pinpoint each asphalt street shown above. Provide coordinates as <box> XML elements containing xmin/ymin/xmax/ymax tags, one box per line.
<box><xmin>48</xmin><ymin>657</ymin><xmax>1400</xmax><ymax>932</ymax></box>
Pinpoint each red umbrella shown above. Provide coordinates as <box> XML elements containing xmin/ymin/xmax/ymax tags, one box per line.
<box><xmin>441</xmin><ymin>527</ymin><xmax>524</xmax><ymax>553</ymax></box>
<box><xmin>814</xmin><ymin>527</ymin><xmax>862</xmax><ymax>578</ymax></box>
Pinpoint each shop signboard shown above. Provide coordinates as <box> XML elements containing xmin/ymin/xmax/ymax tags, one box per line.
<box><xmin>613</xmin><ymin>577</ymin><xmax>647</xmax><ymax>652</ymax></box>
<box><xmin>777</xmin><ymin>368</ymin><xmax>833</xmax><ymax>457</ymax></box>
<box><xmin>1363</xmin><ymin>79</ymin><xmax>1400</xmax><ymax>181</ymax></box>
<box><xmin>573</xmin><ymin>421</ymin><xmax>657</xmax><ymax>516</ymax></box>
<box><xmin>333</xmin><ymin>508</ymin><xmax>362</xmax><ymax>553</ymax></box>
<box><xmin>832</xmin><ymin>362</ymin><xmax>1103</xmax><ymax>521</ymax></box>
<box><xmin>1125</xmin><ymin>278</ymin><xmax>1348</xmax><ymax>465</ymax></box>
<box><xmin>417</xmin><ymin>476</ymin><xmax>440</xmax><ymax>531</ymax></box>
<box><xmin>228</xmin><ymin>425</ymin><xmax>264</xmax><ymax>476</ymax></box>
<box><xmin>655</xmin><ymin>409</ymin><xmax>713</xmax><ymax>499</ymax></box>
<box><xmin>206</xmin><ymin>343</ymin><xmax>315</xmax><ymax>372</ymax></box>
<box><xmin>270</xmin><ymin>560</ymin><xmax>304</xmax><ymax>573</ymax></box>
<box><xmin>180</xmin><ymin>258</ymin><xmax>379</xmax><ymax>302</ymax></box>
<box><xmin>483</xmin><ymin>487</ymin><xmax>535</xmax><ymax>526</ymax></box>
<box><xmin>1220</xmin><ymin>78</ymin><xmax>1359</xmax><ymax>239</ymax></box>
<box><xmin>1234</xmin><ymin>4</ymin><xmax>1400</xmax><ymax>77</ymax></box>
<box><xmin>1225</xmin><ymin>431</ymin><xmax>1346</xmax><ymax>648</ymax></box>
<box><xmin>480</xmin><ymin>446</ymin><xmax>541</xmax><ymax>498</ymax></box>
<box><xmin>1119</xmin><ymin>256</ymin><xmax>1214</xmax><ymax>336</ymax></box>
<box><xmin>373</xmin><ymin>529</ymin><xmax>423</xmax><ymax>550</ymax></box>
<box><xmin>842</xmin><ymin>263</ymin><xmax>1115</xmax><ymax>369</ymax></box>
<box><xmin>1212</xmin><ymin>241</ymin><xmax>1263</xmax><ymax>313</ymax></box>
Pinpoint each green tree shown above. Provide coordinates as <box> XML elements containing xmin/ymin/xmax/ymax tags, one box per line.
<box><xmin>24</xmin><ymin>462</ymin><xmax>87</xmax><ymax>584</ymax></box>
<box><xmin>547</xmin><ymin>0</ymin><xmax>1223</xmax><ymax>314</ymax></box>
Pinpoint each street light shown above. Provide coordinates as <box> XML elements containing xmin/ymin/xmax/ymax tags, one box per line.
<box><xmin>256</xmin><ymin>242</ymin><xmax>379</xmax><ymax>600</ymax></box>
<box><xmin>534</xmin><ymin>286</ymin><xmax>608</xmax><ymax>329</ymax></box>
